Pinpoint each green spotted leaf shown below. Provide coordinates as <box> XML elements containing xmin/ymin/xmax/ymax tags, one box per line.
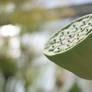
<box><xmin>43</xmin><ymin>14</ymin><xmax>92</xmax><ymax>80</ymax></box>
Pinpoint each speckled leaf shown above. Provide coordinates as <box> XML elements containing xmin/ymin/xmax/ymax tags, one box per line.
<box><xmin>43</xmin><ymin>14</ymin><xmax>92</xmax><ymax>80</ymax></box>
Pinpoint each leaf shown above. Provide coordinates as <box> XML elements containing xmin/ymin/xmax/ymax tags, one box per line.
<box><xmin>43</xmin><ymin>14</ymin><xmax>92</xmax><ymax>80</ymax></box>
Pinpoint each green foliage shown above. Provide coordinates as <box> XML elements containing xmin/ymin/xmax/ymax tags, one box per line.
<box><xmin>0</xmin><ymin>0</ymin><xmax>28</xmax><ymax>4</ymax></box>
<box><xmin>68</xmin><ymin>82</ymin><xmax>82</xmax><ymax>92</ymax></box>
<box><xmin>9</xmin><ymin>8</ymin><xmax>46</xmax><ymax>34</ymax></box>
<box><xmin>0</xmin><ymin>54</ymin><xmax>17</xmax><ymax>77</ymax></box>
<box><xmin>0</xmin><ymin>0</ymin><xmax>47</xmax><ymax>34</ymax></box>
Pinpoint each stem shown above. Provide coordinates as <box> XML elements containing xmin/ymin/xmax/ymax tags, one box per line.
<box><xmin>3</xmin><ymin>75</ymin><xmax>9</xmax><ymax>92</ymax></box>
<box><xmin>25</xmin><ymin>84</ymin><xmax>29</xmax><ymax>92</ymax></box>
<box><xmin>3</xmin><ymin>79</ymin><xmax>7</xmax><ymax>92</ymax></box>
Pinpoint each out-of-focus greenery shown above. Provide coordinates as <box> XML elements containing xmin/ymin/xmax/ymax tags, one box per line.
<box><xmin>0</xmin><ymin>0</ymin><xmax>75</xmax><ymax>34</ymax></box>
<box><xmin>0</xmin><ymin>0</ymin><xmax>29</xmax><ymax>4</ymax></box>
<box><xmin>68</xmin><ymin>82</ymin><xmax>82</xmax><ymax>92</ymax></box>
<box><xmin>0</xmin><ymin>7</ymin><xmax>46</xmax><ymax>34</ymax></box>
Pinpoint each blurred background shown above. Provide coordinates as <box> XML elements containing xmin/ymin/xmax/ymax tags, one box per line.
<box><xmin>0</xmin><ymin>0</ymin><xmax>92</xmax><ymax>92</ymax></box>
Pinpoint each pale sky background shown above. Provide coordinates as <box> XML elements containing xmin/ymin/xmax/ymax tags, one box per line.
<box><xmin>38</xmin><ymin>0</ymin><xmax>92</xmax><ymax>8</ymax></box>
